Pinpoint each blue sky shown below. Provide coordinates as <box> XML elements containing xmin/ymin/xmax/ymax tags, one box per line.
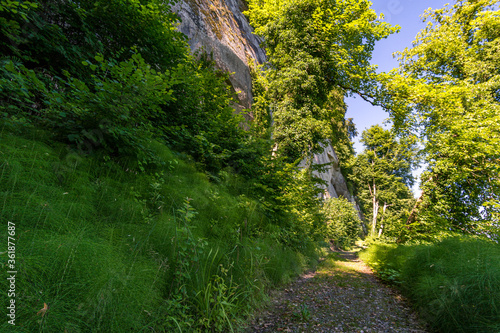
<box><xmin>346</xmin><ymin>0</ymin><xmax>451</xmax><ymax>153</ymax></box>
<box><xmin>345</xmin><ymin>0</ymin><xmax>451</xmax><ymax>195</ymax></box>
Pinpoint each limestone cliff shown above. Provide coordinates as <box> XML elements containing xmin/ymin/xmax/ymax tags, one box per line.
<box><xmin>174</xmin><ymin>0</ymin><xmax>357</xmax><ymax>207</ymax></box>
<box><xmin>301</xmin><ymin>143</ymin><xmax>364</xmax><ymax>221</ymax></box>
<box><xmin>302</xmin><ymin>143</ymin><xmax>354</xmax><ymax>202</ymax></box>
<box><xmin>173</xmin><ymin>0</ymin><xmax>265</xmax><ymax>114</ymax></box>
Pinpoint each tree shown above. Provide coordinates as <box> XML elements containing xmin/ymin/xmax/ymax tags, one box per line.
<box><xmin>321</xmin><ymin>196</ymin><xmax>361</xmax><ymax>250</ymax></box>
<box><xmin>245</xmin><ymin>0</ymin><xmax>398</xmax><ymax>161</ymax></box>
<box><xmin>0</xmin><ymin>0</ymin><xmax>253</xmax><ymax>173</ymax></box>
<box><xmin>0</xmin><ymin>0</ymin><xmax>188</xmax><ymax>75</ymax></box>
<box><xmin>349</xmin><ymin>125</ymin><xmax>417</xmax><ymax>239</ymax></box>
<box><xmin>384</xmin><ymin>0</ymin><xmax>500</xmax><ymax>239</ymax></box>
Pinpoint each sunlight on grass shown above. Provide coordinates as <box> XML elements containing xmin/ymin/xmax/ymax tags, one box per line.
<box><xmin>361</xmin><ymin>238</ymin><xmax>500</xmax><ymax>332</ymax></box>
<box><xmin>0</xmin><ymin>129</ymin><xmax>317</xmax><ymax>331</ymax></box>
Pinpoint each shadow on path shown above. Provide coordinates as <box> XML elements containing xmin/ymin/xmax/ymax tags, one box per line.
<box><xmin>245</xmin><ymin>249</ymin><xmax>427</xmax><ymax>333</ymax></box>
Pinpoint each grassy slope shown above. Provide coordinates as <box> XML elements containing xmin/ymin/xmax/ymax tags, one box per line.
<box><xmin>0</xmin><ymin>127</ymin><xmax>313</xmax><ymax>332</ymax></box>
<box><xmin>360</xmin><ymin>238</ymin><xmax>500</xmax><ymax>333</ymax></box>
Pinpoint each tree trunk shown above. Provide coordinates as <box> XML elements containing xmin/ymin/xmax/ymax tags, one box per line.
<box><xmin>371</xmin><ymin>184</ymin><xmax>379</xmax><ymax>236</ymax></box>
<box><xmin>378</xmin><ymin>202</ymin><xmax>387</xmax><ymax>237</ymax></box>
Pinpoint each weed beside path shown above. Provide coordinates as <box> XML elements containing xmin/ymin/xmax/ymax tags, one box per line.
<box><xmin>245</xmin><ymin>250</ymin><xmax>427</xmax><ymax>332</ymax></box>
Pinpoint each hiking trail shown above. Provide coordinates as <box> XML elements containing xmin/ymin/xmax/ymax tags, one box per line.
<box><xmin>246</xmin><ymin>249</ymin><xmax>427</xmax><ymax>332</ymax></box>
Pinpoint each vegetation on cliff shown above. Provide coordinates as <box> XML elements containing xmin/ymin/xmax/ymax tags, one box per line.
<box><xmin>0</xmin><ymin>0</ymin><xmax>324</xmax><ymax>330</ymax></box>
<box><xmin>245</xmin><ymin>0</ymin><xmax>398</xmax><ymax>162</ymax></box>
<box><xmin>0</xmin><ymin>0</ymin><xmax>499</xmax><ymax>331</ymax></box>
<box><xmin>246</xmin><ymin>1</ymin><xmax>500</xmax><ymax>331</ymax></box>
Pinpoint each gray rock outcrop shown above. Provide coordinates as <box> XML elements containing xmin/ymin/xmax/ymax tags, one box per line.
<box><xmin>304</xmin><ymin>143</ymin><xmax>354</xmax><ymax>202</ymax></box>
<box><xmin>173</xmin><ymin>0</ymin><xmax>266</xmax><ymax>114</ymax></box>
<box><xmin>174</xmin><ymin>0</ymin><xmax>358</xmax><ymax>209</ymax></box>
<box><xmin>300</xmin><ymin>143</ymin><xmax>364</xmax><ymax>220</ymax></box>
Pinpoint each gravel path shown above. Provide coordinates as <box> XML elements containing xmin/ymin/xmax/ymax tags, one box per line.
<box><xmin>245</xmin><ymin>250</ymin><xmax>427</xmax><ymax>333</ymax></box>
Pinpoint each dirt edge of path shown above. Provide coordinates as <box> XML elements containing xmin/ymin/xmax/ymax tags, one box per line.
<box><xmin>244</xmin><ymin>248</ymin><xmax>428</xmax><ymax>333</ymax></box>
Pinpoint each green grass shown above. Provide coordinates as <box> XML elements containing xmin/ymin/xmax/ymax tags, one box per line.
<box><xmin>360</xmin><ymin>237</ymin><xmax>500</xmax><ymax>333</ymax></box>
<box><xmin>0</xmin><ymin>128</ymin><xmax>316</xmax><ymax>332</ymax></box>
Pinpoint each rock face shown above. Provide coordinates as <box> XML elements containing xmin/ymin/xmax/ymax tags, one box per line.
<box><xmin>305</xmin><ymin>143</ymin><xmax>354</xmax><ymax>202</ymax></box>
<box><xmin>173</xmin><ymin>0</ymin><xmax>266</xmax><ymax>114</ymax></box>
<box><xmin>174</xmin><ymin>0</ymin><xmax>357</xmax><ymax>207</ymax></box>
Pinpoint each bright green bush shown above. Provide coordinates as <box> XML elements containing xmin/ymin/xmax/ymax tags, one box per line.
<box><xmin>321</xmin><ymin>197</ymin><xmax>361</xmax><ymax>249</ymax></box>
<box><xmin>0</xmin><ymin>129</ymin><xmax>318</xmax><ymax>331</ymax></box>
<box><xmin>0</xmin><ymin>1</ymin><xmax>327</xmax><ymax>330</ymax></box>
<box><xmin>360</xmin><ymin>237</ymin><xmax>500</xmax><ymax>333</ymax></box>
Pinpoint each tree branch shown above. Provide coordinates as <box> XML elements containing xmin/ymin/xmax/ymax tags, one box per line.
<box><xmin>335</xmin><ymin>81</ymin><xmax>379</xmax><ymax>105</ymax></box>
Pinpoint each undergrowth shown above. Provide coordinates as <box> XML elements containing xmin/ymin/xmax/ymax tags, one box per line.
<box><xmin>360</xmin><ymin>237</ymin><xmax>500</xmax><ymax>333</ymax></box>
<box><xmin>0</xmin><ymin>128</ymin><xmax>317</xmax><ymax>332</ymax></box>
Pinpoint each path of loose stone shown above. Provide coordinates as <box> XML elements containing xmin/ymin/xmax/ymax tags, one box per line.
<box><xmin>246</xmin><ymin>251</ymin><xmax>427</xmax><ymax>333</ymax></box>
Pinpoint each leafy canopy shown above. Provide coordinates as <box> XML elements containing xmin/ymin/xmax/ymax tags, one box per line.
<box><xmin>245</xmin><ymin>0</ymin><xmax>398</xmax><ymax>161</ymax></box>
<box><xmin>349</xmin><ymin>125</ymin><xmax>417</xmax><ymax>240</ymax></box>
<box><xmin>384</xmin><ymin>0</ymin><xmax>500</xmax><ymax>238</ymax></box>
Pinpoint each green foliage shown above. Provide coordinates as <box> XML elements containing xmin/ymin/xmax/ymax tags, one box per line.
<box><xmin>190</xmin><ymin>255</ymin><xmax>242</xmax><ymax>332</ymax></box>
<box><xmin>251</xmin><ymin>155</ymin><xmax>324</xmax><ymax>252</ymax></box>
<box><xmin>348</xmin><ymin>125</ymin><xmax>417</xmax><ymax>240</ymax></box>
<box><xmin>359</xmin><ymin>240</ymin><xmax>409</xmax><ymax>284</ymax></box>
<box><xmin>0</xmin><ymin>0</ymin><xmax>187</xmax><ymax>74</ymax></box>
<box><xmin>55</xmin><ymin>52</ymin><xmax>172</xmax><ymax>157</ymax></box>
<box><xmin>361</xmin><ymin>237</ymin><xmax>500</xmax><ymax>332</ymax></box>
<box><xmin>159</xmin><ymin>56</ymin><xmax>251</xmax><ymax>174</ymax></box>
<box><xmin>0</xmin><ymin>0</ymin><xmax>254</xmax><ymax>174</ymax></box>
<box><xmin>292</xmin><ymin>304</ymin><xmax>311</xmax><ymax>322</ymax></box>
<box><xmin>245</xmin><ymin>0</ymin><xmax>398</xmax><ymax>161</ymax></box>
<box><xmin>321</xmin><ymin>197</ymin><xmax>361</xmax><ymax>250</ymax></box>
<box><xmin>0</xmin><ymin>129</ymin><xmax>321</xmax><ymax>331</ymax></box>
<box><xmin>165</xmin><ymin>199</ymin><xmax>244</xmax><ymax>332</ymax></box>
<box><xmin>0</xmin><ymin>57</ymin><xmax>47</xmax><ymax>127</ymax></box>
<box><xmin>384</xmin><ymin>0</ymin><xmax>500</xmax><ymax>238</ymax></box>
<box><xmin>245</xmin><ymin>0</ymin><xmax>396</xmax><ymax>249</ymax></box>
<box><xmin>0</xmin><ymin>132</ymin><xmax>164</xmax><ymax>332</ymax></box>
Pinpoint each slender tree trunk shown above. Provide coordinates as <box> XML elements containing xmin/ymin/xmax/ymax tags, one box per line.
<box><xmin>378</xmin><ymin>202</ymin><xmax>387</xmax><ymax>237</ymax></box>
<box><xmin>371</xmin><ymin>184</ymin><xmax>378</xmax><ymax>236</ymax></box>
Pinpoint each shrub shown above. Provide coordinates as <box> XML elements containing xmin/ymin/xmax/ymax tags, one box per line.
<box><xmin>321</xmin><ymin>197</ymin><xmax>362</xmax><ymax>249</ymax></box>
<box><xmin>0</xmin><ymin>129</ymin><xmax>320</xmax><ymax>331</ymax></box>
<box><xmin>360</xmin><ymin>237</ymin><xmax>500</xmax><ymax>332</ymax></box>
